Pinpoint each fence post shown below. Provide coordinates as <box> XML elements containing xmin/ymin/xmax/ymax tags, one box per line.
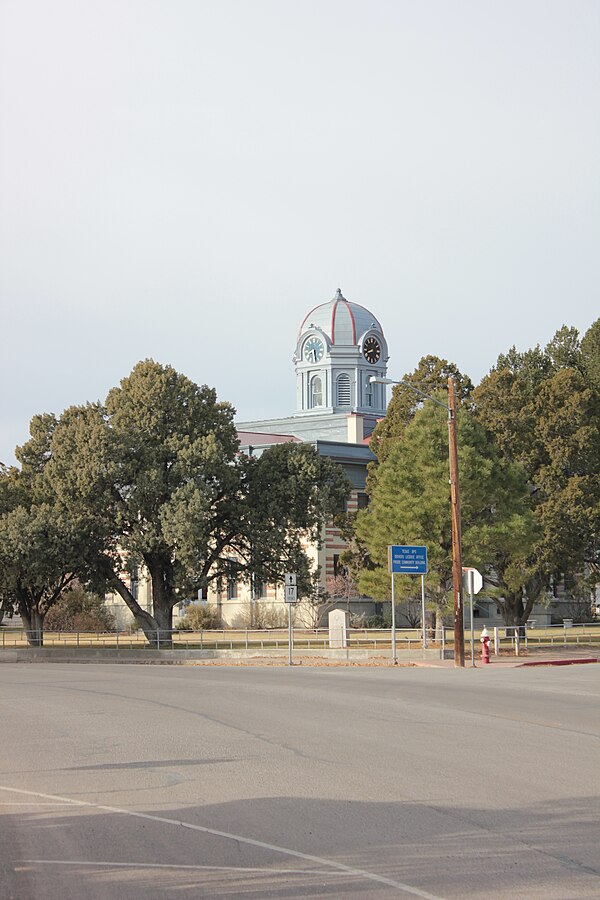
<box><xmin>564</xmin><ymin>623</ymin><xmax>567</xmax><ymax>648</ymax></box>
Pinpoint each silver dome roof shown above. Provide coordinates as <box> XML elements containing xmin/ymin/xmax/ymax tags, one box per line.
<box><xmin>299</xmin><ymin>289</ymin><xmax>383</xmax><ymax>346</ymax></box>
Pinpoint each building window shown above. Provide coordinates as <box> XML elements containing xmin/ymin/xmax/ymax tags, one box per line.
<box><xmin>252</xmin><ymin>575</ymin><xmax>267</xmax><ymax>599</ymax></box>
<box><xmin>336</xmin><ymin>373</ymin><xmax>351</xmax><ymax>406</ymax></box>
<box><xmin>333</xmin><ymin>554</ymin><xmax>348</xmax><ymax>578</ymax></box>
<box><xmin>227</xmin><ymin>559</ymin><xmax>238</xmax><ymax>600</ymax></box>
<box><xmin>365</xmin><ymin>379</ymin><xmax>374</xmax><ymax>407</ymax></box>
<box><xmin>311</xmin><ymin>375</ymin><xmax>323</xmax><ymax>408</ymax></box>
<box><xmin>357</xmin><ymin>492</ymin><xmax>369</xmax><ymax>510</ymax></box>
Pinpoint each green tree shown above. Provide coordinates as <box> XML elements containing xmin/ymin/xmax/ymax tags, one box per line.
<box><xmin>474</xmin><ymin>324</ymin><xmax>600</xmax><ymax>606</ymax></box>
<box><xmin>581</xmin><ymin>317</ymin><xmax>600</xmax><ymax>392</ymax></box>
<box><xmin>42</xmin><ymin>360</ymin><xmax>349</xmax><ymax>647</ymax></box>
<box><xmin>369</xmin><ymin>355</ymin><xmax>473</xmax><ymax>463</ymax></box>
<box><xmin>0</xmin><ymin>461</ymin><xmax>80</xmax><ymax>645</ymax></box>
<box><xmin>354</xmin><ymin>400</ymin><xmax>537</xmax><ymax>629</ymax></box>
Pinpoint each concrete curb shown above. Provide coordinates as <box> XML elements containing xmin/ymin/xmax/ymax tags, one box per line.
<box><xmin>519</xmin><ymin>657</ymin><xmax>599</xmax><ymax>667</ymax></box>
<box><xmin>0</xmin><ymin>646</ymin><xmax>444</xmax><ymax>665</ymax></box>
<box><xmin>1</xmin><ymin>648</ymin><xmax>597</xmax><ymax>668</ymax></box>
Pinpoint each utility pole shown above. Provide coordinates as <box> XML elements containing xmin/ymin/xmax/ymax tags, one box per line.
<box><xmin>448</xmin><ymin>377</ymin><xmax>465</xmax><ymax>668</ymax></box>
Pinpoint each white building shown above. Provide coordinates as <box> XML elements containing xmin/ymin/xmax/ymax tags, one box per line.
<box><xmin>106</xmin><ymin>289</ymin><xmax>391</xmax><ymax>630</ymax></box>
<box><xmin>207</xmin><ymin>288</ymin><xmax>390</xmax><ymax>626</ymax></box>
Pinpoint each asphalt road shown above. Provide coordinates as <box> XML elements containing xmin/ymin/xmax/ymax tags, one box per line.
<box><xmin>0</xmin><ymin>663</ymin><xmax>598</xmax><ymax>899</ymax></box>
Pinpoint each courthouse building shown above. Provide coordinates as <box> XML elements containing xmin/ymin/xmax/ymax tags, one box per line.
<box><xmin>207</xmin><ymin>288</ymin><xmax>390</xmax><ymax>625</ymax></box>
<box><xmin>104</xmin><ymin>288</ymin><xmax>585</xmax><ymax>631</ymax></box>
<box><xmin>105</xmin><ymin>289</ymin><xmax>391</xmax><ymax>629</ymax></box>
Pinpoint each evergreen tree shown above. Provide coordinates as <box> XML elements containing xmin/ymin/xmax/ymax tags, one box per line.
<box><xmin>354</xmin><ymin>400</ymin><xmax>537</xmax><ymax>629</ymax></box>
<box><xmin>30</xmin><ymin>360</ymin><xmax>350</xmax><ymax>646</ymax></box>
<box><xmin>474</xmin><ymin>322</ymin><xmax>600</xmax><ymax>606</ymax></box>
<box><xmin>369</xmin><ymin>355</ymin><xmax>473</xmax><ymax>464</ymax></box>
<box><xmin>0</xmin><ymin>453</ymin><xmax>82</xmax><ymax>645</ymax></box>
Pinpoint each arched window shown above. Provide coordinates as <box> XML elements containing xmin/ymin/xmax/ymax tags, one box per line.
<box><xmin>336</xmin><ymin>373</ymin><xmax>351</xmax><ymax>406</ymax></box>
<box><xmin>311</xmin><ymin>375</ymin><xmax>323</xmax><ymax>408</ymax></box>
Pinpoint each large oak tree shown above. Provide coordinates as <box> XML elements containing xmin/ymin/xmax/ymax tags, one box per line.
<box><xmin>33</xmin><ymin>360</ymin><xmax>349</xmax><ymax>646</ymax></box>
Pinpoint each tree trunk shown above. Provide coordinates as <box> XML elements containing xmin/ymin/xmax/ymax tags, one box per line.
<box><xmin>153</xmin><ymin>602</ymin><xmax>174</xmax><ymax>649</ymax></box>
<box><xmin>0</xmin><ymin>597</ymin><xmax>14</xmax><ymax>627</ymax></box>
<box><xmin>501</xmin><ymin>587</ymin><xmax>537</xmax><ymax>627</ymax></box>
<box><xmin>31</xmin><ymin>609</ymin><xmax>44</xmax><ymax>647</ymax></box>
<box><xmin>146</xmin><ymin>558</ymin><xmax>175</xmax><ymax>649</ymax></box>
<box><xmin>104</xmin><ymin>570</ymin><xmax>161</xmax><ymax>646</ymax></box>
<box><xmin>15</xmin><ymin>587</ymin><xmax>44</xmax><ymax>647</ymax></box>
<box><xmin>20</xmin><ymin>607</ymin><xmax>44</xmax><ymax>647</ymax></box>
<box><xmin>104</xmin><ymin>559</ymin><xmax>176</xmax><ymax>649</ymax></box>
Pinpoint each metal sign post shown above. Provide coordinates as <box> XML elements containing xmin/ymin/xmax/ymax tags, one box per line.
<box><xmin>462</xmin><ymin>567</ymin><xmax>483</xmax><ymax>668</ymax></box>
<box><xmin>421</xmin><ymin>574</ymin><xmax>427</xmax><ymax>649</ymax></box>
<box><xmin>288</xmin><ymin>603</ymin><xmax>293</xmax><ymax>666</ymax></box>
<box><xmin>469</xmin><ymin>574</ymin><xmax>474</xmax><ymax>667</ymax></box>
<box><xmin>388</xmin><ymin>545</ymin><xmax>428</xmax><ymax>660</ymax></box>
<box><xmin>284</xmin><ymin>573</ymin><xmax>297</xmax><ymax>666</ymax></box>
<box><xmin>391</xmin><ymin>571</ymin><xmax>397</xmax><ymax>664</ymax></box>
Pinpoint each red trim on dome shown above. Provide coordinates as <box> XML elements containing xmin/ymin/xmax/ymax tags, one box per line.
<box><xmin>298</xmin><ymin>303</ymin><xmax>322</xmax><ymax>340</ymax></box>
<box><xmin>300</xmin><ymin>297</ymin><xmax>371</xmax><ymax>345</ymax></box>
<box><xmin>330</xmin><ymin>299</ymin><xmax>339</xmax><ymax>343</ymax></box>
<box><xmin>345</xmin><ymin>301</ymin><xmax>357</xmax><ymax>343</ymax></box>
<box><xmin>331</xmin><ymin>300</ymin><xmax>357</xmax><ymax>345</ymax></box>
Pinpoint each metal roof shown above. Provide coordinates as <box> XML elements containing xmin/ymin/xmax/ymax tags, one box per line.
<box><xmin>299</xmin><ymin>288</ymin><xmax>384</xmax><ymax>345</ymax></box>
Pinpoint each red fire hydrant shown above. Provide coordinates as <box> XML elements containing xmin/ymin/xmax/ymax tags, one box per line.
<box><xmin>480</xmin><ymin>626</ymin><xmax>491</xmax><ymax>664</ymax></box>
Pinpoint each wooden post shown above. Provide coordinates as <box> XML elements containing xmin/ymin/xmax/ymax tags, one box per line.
<box><xmin>448</xmin><ymin>377</ymin><xmax>465</xmax><ymax>668</ymax></box>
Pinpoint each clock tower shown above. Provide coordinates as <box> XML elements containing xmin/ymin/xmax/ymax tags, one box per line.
<box><xmin>293</xmin><ymin>288</ymin><xmax>389</xmax><ymax>421</ymax></box>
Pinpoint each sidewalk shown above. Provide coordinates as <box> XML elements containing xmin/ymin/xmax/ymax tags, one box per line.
<box><xmin>414</xmin><ymin>647</ymin><xmax>599</xmax><ymax>669</ymax></box>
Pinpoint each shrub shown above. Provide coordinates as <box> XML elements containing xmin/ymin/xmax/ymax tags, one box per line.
<box><xmin>45</xmin><ymin>586</ymin><xmax>116</xmax><ymax>632</ymax></box>
<box><xmin>177</xmin><ymin>604</ymin><xmax>222</xmax><ymax>630</ymax></box>
<box><xmin>240</xmin><ymin>602</ymin><xmax>291</xmax><ymax>629</ymax></box>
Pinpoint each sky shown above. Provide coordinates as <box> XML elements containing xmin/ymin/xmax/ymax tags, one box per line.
<box><xmin>1</xmin><ymin>0</ymin><xmax>598</xmax><ymax>464</ymax></box>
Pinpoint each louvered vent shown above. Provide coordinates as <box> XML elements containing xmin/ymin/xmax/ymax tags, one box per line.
<box><xmin>337</xmin><ymin>374</ymin><xmax>351</xmax><ymax>405</ymax></box>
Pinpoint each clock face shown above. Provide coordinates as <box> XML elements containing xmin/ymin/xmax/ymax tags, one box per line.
<box><xmin>363</xmin><ymin>336</ymin><xmax>381</xmax><ymax>364</ymax></box>
<box><xmin>304</xmin><ymin>336</ymin><xmax>324</xmax><ymax>363</ymax></box>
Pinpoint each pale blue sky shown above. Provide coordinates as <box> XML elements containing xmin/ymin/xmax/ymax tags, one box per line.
<box><xmin>1</xmin><ymin>0</ymin><xmax>598</xmax><ymax>463</ymax></box>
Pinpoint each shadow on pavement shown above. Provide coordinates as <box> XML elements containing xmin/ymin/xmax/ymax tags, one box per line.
<box><xmin>3</xmin><ymin>793</ymin><xmax>600</xmax><ymax>899</ymax></box>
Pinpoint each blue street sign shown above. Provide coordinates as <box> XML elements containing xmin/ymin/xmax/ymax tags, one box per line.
<box><xmin>388</xmin><ymin>545</ymin><xmax>428</xmax><ymax>574</ymax></box>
